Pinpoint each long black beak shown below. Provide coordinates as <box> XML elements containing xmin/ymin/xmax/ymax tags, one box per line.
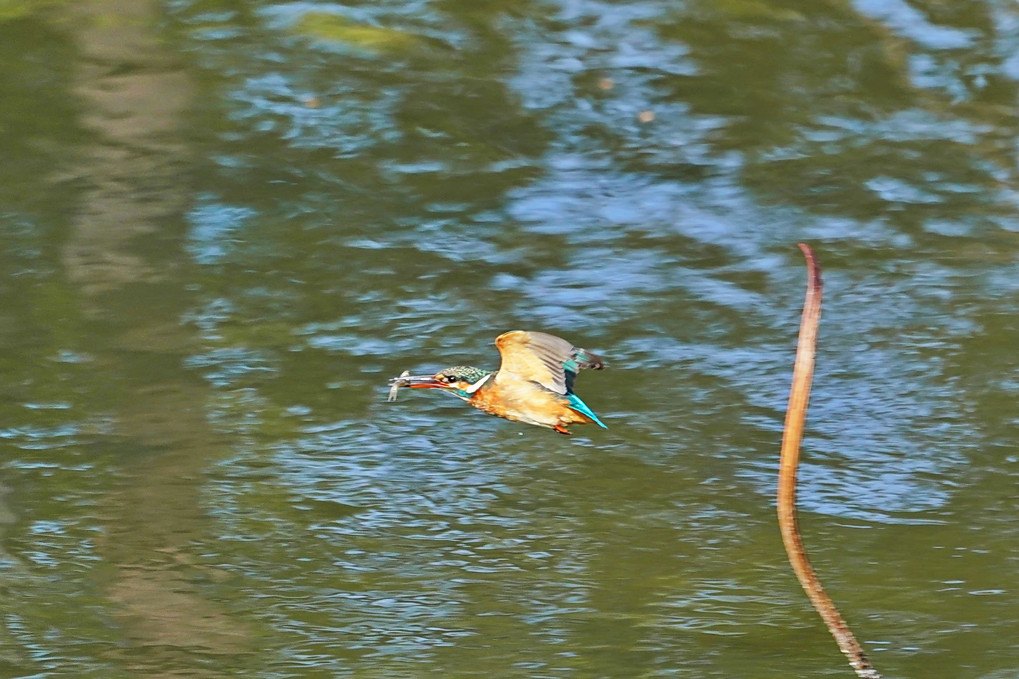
<box><xmin>387</xmin><ymin>372</ymin><xmax>447</xmax><ymax>402</ymax></box>
<box><xmin>388</xmin><ymin>373</ymin><xmax>445</xmax><ymax>389</ymax></box>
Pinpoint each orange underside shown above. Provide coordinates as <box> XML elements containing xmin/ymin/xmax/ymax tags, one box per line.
<box><xmin>468</xmin><ymin>380</ymin><xmax>592</xmax><ymax>429</ymax></box>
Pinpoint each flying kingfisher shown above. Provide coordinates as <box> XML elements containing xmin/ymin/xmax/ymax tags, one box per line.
<box><xmin>387</xmin><ymin>330</ymin><xmax>607</xmax><ymax>435</ymax></box>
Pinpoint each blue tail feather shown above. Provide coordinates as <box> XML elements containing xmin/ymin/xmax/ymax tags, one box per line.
<box><xmin>566</xmin><ymin>393</ymin><xmax>608</xmax><ymax>429</ymax></box>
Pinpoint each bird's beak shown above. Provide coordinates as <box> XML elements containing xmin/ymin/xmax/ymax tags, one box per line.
<box><xmin>389</xmin><ymin>374</ymin><xmax>447</xmax><ymax>389</ymax></box>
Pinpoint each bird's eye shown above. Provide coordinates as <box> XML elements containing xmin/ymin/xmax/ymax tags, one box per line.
<box><xmin>446</xmin><ymin>375</ymin><xmax>457</xmax><ymax>383</ymax></box>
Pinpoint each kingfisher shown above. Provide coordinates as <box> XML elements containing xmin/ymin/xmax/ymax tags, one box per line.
<box><xmin>387</xmin><ymin>330</ymin><xmax>607</xmax><ymax>435</ymax></box>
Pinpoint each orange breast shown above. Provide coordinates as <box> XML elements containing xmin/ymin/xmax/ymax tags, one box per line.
<box><xmin>469</xmin><ymin>376</ymin><xmax>591</xmax><ymax>429</ymax></box>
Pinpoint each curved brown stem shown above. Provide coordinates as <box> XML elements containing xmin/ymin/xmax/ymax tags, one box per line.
<box><xmin>778</xmin><ymin>244</ymin><xmax>881</xmax><ymax>679</ymax></box>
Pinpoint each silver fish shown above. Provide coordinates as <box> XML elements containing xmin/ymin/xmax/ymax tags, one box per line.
<box><xmin>387</xmin><ymin>370</ymin><xmax>411</xmax><ymax>402</ymax></box>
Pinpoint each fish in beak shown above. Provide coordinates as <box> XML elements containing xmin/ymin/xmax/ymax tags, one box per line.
<box><xmin>387</xmin><ymin>371</ymin><xmax>447</xmax><ymax>401</ymax></box>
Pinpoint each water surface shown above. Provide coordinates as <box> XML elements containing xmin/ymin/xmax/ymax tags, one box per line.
<box><xmin>1</xmin><ymin>1</ymin><xmax>1017</xmax><ymax>677</ymax></box>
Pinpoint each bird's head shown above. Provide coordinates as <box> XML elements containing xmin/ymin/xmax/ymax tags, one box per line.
<box><xmin>393</xmin><ymin>365</ymin><xmax>494</xmax><ymax>398</ymax></box>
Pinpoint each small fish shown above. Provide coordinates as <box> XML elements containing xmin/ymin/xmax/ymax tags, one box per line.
<box><xmin>387</xmin><ymin>370</ymin><xmax>411</xmax><ymax>402</ymax></box>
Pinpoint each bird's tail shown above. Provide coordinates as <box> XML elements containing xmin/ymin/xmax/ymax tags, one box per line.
<box><xmin>567</xmin><ymin>394</ymin><xmax>608</xmax><ymax>429</ymax></box>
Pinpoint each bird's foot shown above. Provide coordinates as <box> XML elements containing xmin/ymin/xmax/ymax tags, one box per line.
<box><xmin>553</xmin><ymin>425</ymin><xmax>572</xmax><ymax>435</ymax></box>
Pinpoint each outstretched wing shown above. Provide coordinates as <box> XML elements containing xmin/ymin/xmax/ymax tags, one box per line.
<box><xmin>494</xmin><ymin>330</ymin><xmax>604</xmax><ymax>395</ymax></box>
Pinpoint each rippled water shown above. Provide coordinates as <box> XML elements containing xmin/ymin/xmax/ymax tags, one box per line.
<box><xmin>1</xmin><ymin>1</ymin><xmax>1017</xmax><ymax>677</ymax></box>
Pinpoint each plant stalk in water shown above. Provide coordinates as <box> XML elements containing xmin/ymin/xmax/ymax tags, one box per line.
<box><xmin>778</xmin><ymin>243</ymin><xmax>882</xmax><ymax>679</ymax></box>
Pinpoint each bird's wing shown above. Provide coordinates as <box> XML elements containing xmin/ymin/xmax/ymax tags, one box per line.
<box><xmin>494</xmin><ymin>330</ymin><xmax>603</xmax><ymax>395</ymax></box>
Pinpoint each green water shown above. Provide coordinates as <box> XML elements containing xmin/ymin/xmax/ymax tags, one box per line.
<box><xmin>1</xmin><ymin>1</ymin><xmax>1017</xmax><ymax>677</ymax></box>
